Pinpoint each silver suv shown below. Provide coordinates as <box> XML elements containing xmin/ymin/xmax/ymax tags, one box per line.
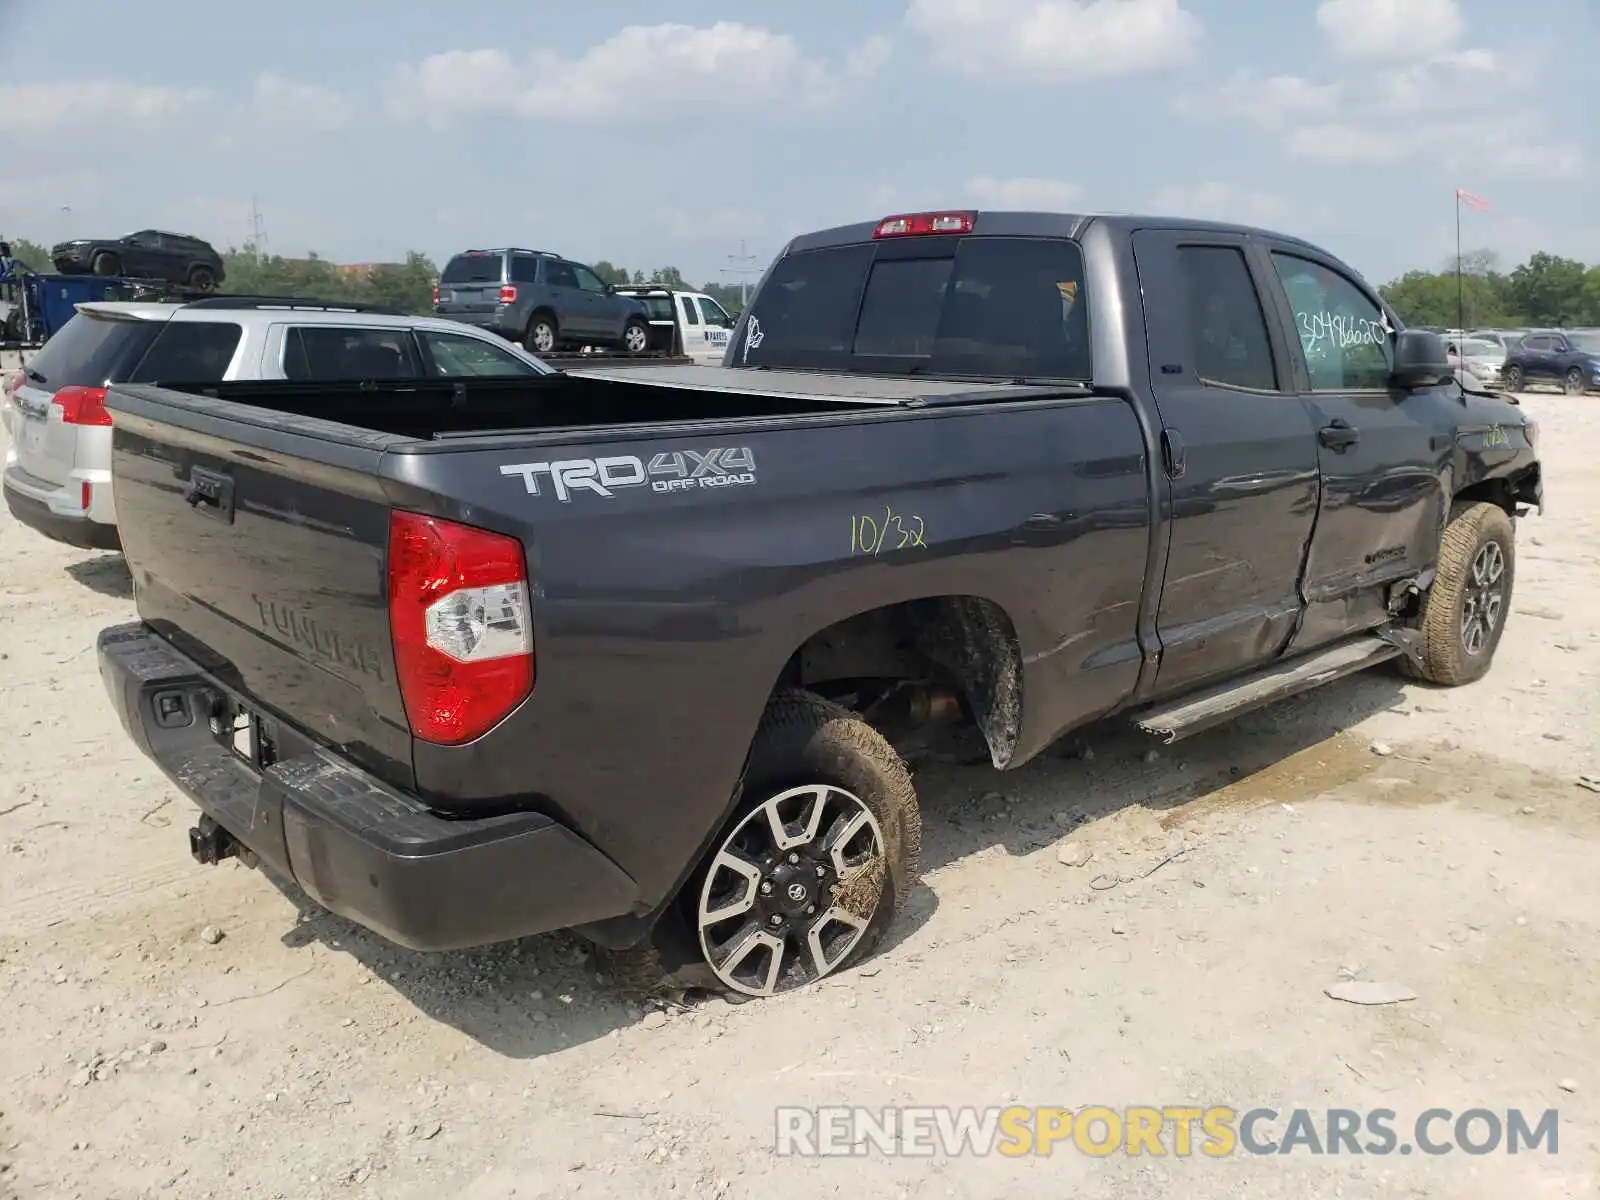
<box><xmin>2</xmin><ymin>297</ymin><xmax>553</xmax><ymax>549</ymax></box>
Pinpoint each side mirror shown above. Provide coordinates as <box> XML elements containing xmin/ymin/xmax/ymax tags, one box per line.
<box><xmin>603</xmin><ymin>282</ymin><xmax>615</xmax><ymax>294</ymax></box>
<box><xmin>1391</xmin><ymin>328</ymin><xmax>1453</xmax><ymax>389</ymax></box>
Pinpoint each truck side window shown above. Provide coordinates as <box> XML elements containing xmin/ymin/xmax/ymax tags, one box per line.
<box><xmin>572</xmin><ymin>265</ymin><xmax>607</xmax><ymax>294</ymax></box>
<box><xmin>1175</xmin><ymin>246</ymin><xmax>1277</xmax><ymax>392</ymax></box>
<box><xmin>681</xmin><ymin>296</ymin><xmax>700</xmax><ymax>325</ymax></box>
<box><xmin>698</xmin><ymin>298</ymin><xmax>733</xmax><ymax>327</ymax></box>
<box><xmin>1271</xmin><ymin>253</ymin><xmax>1393</xmax><ymax>391</ymax></box>
<box><xmin>546</xmin><ymin>262</ymin><xmax>578</xmax><ymax>290</ymax></box>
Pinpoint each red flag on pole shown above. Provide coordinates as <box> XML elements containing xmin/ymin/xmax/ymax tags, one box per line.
<box><xmin>1456</xmin><ymin>188</ymin><xmax>1492</xmax><ymax>213</ymax></box>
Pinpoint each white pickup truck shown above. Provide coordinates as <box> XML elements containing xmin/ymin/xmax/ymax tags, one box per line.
<box><xmin>612</xmin><ymin>287</ymin><xmax>737</xmax><ymax>365</ymax></box>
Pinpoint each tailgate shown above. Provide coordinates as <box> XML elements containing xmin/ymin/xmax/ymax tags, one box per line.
<box><xmin>106</xmin><ymin>385</ymin><xmax>416</xmax><ymax>789</ymax></box>
<box><xmin>8</xmin><ymin>381</ymin><xmax>78</xmax><ymax>487</ymax></box>
<box><xmin>436</xmin><ymin>284</ymin><xmax>499</xmax><ymax>315</ymax></box>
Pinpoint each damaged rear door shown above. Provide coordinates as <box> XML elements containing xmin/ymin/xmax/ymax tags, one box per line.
<box><xmin>1131</xmin><ymin>228</ymin><xmax>1321</xmax><ymax>698</ymax></box>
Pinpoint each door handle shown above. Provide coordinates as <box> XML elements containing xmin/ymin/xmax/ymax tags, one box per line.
<box><xmin>182</xmin><ymin>466</ymin><xmax>235</xmax><ymax>524</ymax></box>
<box><xmin>1160</xmin><ymin>428</ymin><xmax>1186</xmax><ymax>478</ymax></box>
<box><xmin>1318</xmin><ymin>419</ymin><xmax>1360</xmax><ymax>450</ymax></box>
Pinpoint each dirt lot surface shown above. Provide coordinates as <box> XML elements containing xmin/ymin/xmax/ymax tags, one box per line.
<box><xmin>1</xmin><ymin>393</ymin><xmax>1596</xmax><ymax>1199</ymax></box>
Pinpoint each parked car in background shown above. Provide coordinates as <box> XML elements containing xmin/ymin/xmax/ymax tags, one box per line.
<box><xmin>432</xmin><ymin>248</ymin><xmax>652</xmax><ymax>357</ymax></box>
<box><xmin>1467</xmin><ymin>329</ymin><xmax>1527</xmax><ymax>357</ymax></box>
<box><xmin>1501</xmin><ymin>329</ymin><xmax>1600</xmax><ymax>394</ymax></box>
<box><xmin>1447</xmin><ymin>335</ymin><xmax>1507</xmax><ymax>388</ymax></box>
<box><xmin>612</xmin><ymin>286</ymin><xmax>739</xmax><ymax>364</ymax></box>
<box><xmin>50</xmin><ymin>231</ymin><xmax>225</xmax><ymax>290</ymax></box>
<box><xmin>2</xmin><ymin>296</ymin><xmax>552</xmax><ymax>549</ymax></box>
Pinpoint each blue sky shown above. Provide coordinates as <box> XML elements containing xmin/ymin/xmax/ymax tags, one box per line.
<box><xmin>1</xmin><ymin>0</ymin><xmax>1594</xmax><ymax>288</ymax></box>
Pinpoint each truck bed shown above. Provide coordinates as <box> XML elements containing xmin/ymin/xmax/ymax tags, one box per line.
<box><xmin>103</xmin><ymin>370</ymin><xmax>1150</xmax><ymax>906</ymax></box>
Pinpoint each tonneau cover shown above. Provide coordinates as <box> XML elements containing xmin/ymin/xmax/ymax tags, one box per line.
<box><xmin>561</xmin><ymin>363</ymin><xmax>1067</xmax><ymax>406</ymax></box>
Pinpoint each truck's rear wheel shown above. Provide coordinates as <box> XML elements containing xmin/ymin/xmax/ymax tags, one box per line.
<box><xmin>694</xmin><ymin>690</ymin><xmax>919</xmax><ymax>997</ymax></box>
<box><xmin>602</xmin><ymin>689</ymin><xmax>921</xmax><ymax>1000</ymax></box>
<box><xmin>91</xmin><ymin>252</ymin><xmax>121</xmax><ymax>277</ymax></box>
<box><xmin>1408</xmin><ymin>501</ymin><xmax>1515</xmax><ymax>686</ymax></box>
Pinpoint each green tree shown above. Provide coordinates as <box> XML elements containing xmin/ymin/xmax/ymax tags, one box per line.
<box><xmin>590</xmin><ymin>260</ymin><xmax>632</xmax><ymax>287</ymax></box>
<box><xmin>3</xmin><ymin>237</ymin><xmax>51</xmax><ymax>270</ymax></box>
<box><xmin>1507</xmin><ymin>253</ymin><xmax>1589</xmax><ymax>326</ymax></box>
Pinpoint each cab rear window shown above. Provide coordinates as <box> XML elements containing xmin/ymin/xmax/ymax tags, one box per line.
<box><xmin>738</xmin><ymin>236</ymin><xmax>1091</xmax><ymax>380</ymax></box>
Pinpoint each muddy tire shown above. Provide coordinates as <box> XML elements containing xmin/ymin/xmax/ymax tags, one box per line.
<box><xmin>601</xmin><ymin>688</ymin><xmax>921</xmax><ymax>1000</ymax></box>
<box><xmin>1408</xmin><ymin>501</ymin><xmax>1515</xmax><ymax>686</ymax></box>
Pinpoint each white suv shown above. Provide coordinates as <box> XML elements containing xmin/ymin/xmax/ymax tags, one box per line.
<box><xmin>2</xmin><ymin>297</ymin><xmax>554</xmax><ymax>549</ymax></box>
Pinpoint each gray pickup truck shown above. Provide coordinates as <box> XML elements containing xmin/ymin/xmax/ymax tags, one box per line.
<box><xmin>96</xmin><ymin>210</ymin><xmax>1541</xmax><ymax>1000</ymax></box>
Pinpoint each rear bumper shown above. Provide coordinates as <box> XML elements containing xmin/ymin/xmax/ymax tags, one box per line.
<box><xmin>3</xmin><ymin>472</ymin><xmax>120</xmax><ymax>549</ymax></box>
<box><xmin>96</xmin><ymin>622</ymin><xmax>640</xmax><ymax>952</ymax></box>
<box><xmin>432</xmin><ymin>308</ymin><xmax>521</xmax><ymax>340</ymax></box>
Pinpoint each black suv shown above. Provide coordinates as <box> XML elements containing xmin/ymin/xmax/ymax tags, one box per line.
<box><xmin>433</xmin><ymin>248</ymin><xmax>651</xmax><ymax>355</ymax></box>
<box><xmin>50</xmin><ymin>230</ymin><xmax>226</xmax><ymax>290</ymax></box>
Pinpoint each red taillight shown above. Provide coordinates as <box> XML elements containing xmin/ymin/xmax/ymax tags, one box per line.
<box><xmin>498</xmin><ymin>285</ymin><xmax>517</xmax><ymax>304</ymax></box>
<box><xmin>81</xmin><ymin>481</ymin><xmax>93</xmax><ymax>512</ymax></box>
<box><xmin>873</xmin><ymin>211</ymin><xmax>975</xmax><ymax>239</ymax></box>
<box><xmin>52</xmin><ymin>385</ymin><xmax>112</xmax><ymax>426</ymax></box>
<box><xmin>386</xmin><ymin>510</ymin><xmax>534</xmax><ymax>746</ymax></box>
<box><xmin>431</xmin><ymin>285</ymin><xmax>440</xmax><ymax>305</ymax></box>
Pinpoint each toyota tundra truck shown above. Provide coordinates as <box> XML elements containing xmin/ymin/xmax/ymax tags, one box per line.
<box><xmin>95</xmin><ymin>210</ymin><xmax>1541</xmax><ymax>1000</ymax></box>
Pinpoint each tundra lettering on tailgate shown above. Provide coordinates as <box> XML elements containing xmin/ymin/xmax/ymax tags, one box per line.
<box><xmin>500</xmin><ymin>447</ymin><xmax>757</xmax><ymax>502</ymax></box>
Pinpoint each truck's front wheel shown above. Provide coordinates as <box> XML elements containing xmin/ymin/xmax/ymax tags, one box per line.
<box><xmin>1409</xmin><ymin>500</ymin><xmax>1515</xmax><ymax>685</ymax></box>
<box><xmin>694</xmin><ymin>690</ymin><xmax>920</xmax><ymax>997</ymax></box>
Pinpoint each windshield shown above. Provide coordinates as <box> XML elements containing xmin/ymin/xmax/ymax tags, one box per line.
<box><xmin>1567</xmin><ymin>331</ymin><xmax>1600</xmax><ymax>353</ymax></box>
<box><xmin>1459</xmin><ymin>338</ymin><xmax>1500</xmax><ymax>357</ymax></box>
<box><xmin>440</xmin><ymin>254</ymin><xmax>504</xmax><ymax>285</ymax></box>
<box><xmin>737</xmin><ymin>236</ymin><xmax>1091</xmax><ymax>380</ymax></box>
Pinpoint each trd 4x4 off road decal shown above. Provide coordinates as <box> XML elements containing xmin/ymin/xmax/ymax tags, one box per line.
<box><xmin>500</xmin><ymin>447</ymin><xmax>757</xmax><ymax>502</ymax></box>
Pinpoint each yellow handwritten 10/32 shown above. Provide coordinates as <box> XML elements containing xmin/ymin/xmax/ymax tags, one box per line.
<box><xmin>850</xmin><ymin>506</ymin><xmax>927</xmax><ymax>556</ymax></box>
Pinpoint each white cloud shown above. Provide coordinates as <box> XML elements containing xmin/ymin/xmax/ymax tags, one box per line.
<box><xmin>1150</xmin><ymin>182</ymin><xmax>1291</xmax><ymax>226</ymax></box>
<box><xmin>251</xmin><ymin>73</ymin><xmax>354</xmax><ymax>132</ymax></box>
<box><xmin>963</xmin><ymin>175</ymin><xmax>1083</xmax><ymax>208</ymax></box>
<box><xmin>907</xmin><ymin>0</ymin><xmax>1201</xmax><ymax>81</ymax></box>
<box><xmin>1194</xmin><ymin>29</ymin><xmax>1584</xmax><ymax>181</ymax></box>
<box><xmin>1315</xmin><ymin>0</ymin><xmax>1465</xmax><ymax>61</ymax></box>
<box><xmin>394</xmin><ymin>23</ymin><xmax>883</xmax><ymax>124</ymax></box>
<box><xmin>1203</xmin><ymin>70</ymin><xmax>1343</xmax><ymax>130</ymax></box>
<box><xmin>1286</xmin><ymin>117</ymin><xmax>1584</xmax><ymax>180</ymax></box>
<box><xmin>0</xmin><ymin>81</ymin><xmax>209</xmax><ymax>137</ymax></box>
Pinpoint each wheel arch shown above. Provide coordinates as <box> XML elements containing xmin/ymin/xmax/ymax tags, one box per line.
<box><xmin>774</xmin><ymin>593</ymin><xmax>1025</xmax><ymax>771</ymax></box>
<box><xmin>575</xmin><ymin>592</ymin><xmax>1024</xmax><ymax>957</ymax></box>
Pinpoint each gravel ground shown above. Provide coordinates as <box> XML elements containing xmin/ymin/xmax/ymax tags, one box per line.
<box><xmin>1</xmin><ymin>392</ymin><xmax>1596</xmax><ymax>1199</ymax></box>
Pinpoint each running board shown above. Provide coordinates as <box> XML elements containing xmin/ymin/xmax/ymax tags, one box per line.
<box><xmin>1135</xmin><ymin>635</ymin><xmax>1402</xmax><ymax>744</ymax></box>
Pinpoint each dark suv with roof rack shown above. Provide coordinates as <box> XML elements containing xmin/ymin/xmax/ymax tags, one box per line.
<box><xmin>432</xmin><ymin>248</ymin><xmax>652</xmax><ymax>357</ymax></box>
